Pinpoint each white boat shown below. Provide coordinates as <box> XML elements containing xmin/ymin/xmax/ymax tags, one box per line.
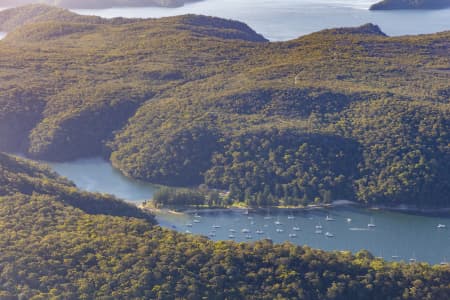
<box><xmin>246</xmin><ymin>234</ymin><xmax>253</xmax><ymax>239</ymax></box>
<box><xmin>349</xmin><ymin>227</ymin><xmax>370</xmax><ymax>231</ymax></box>
<box><xmin>346</xmin><ymin>218</ymin><xmax>352</xmax><ymax>223</ymax></box>
<box><xmin>292</xmin><ymin>226</ymin><xmax>301</xmax><ymax>231</ymax></box>
<box><xmin>376</xmin><ymin>251</ymin><xmax>383</xmax><ymax>260</ymax></box>
<box><xmin>194</xmin><ymin>213</ymin><xmax>201</xmax><ymax>218</ymax></box>
<box><xmin>247</xmin><ymin>216</ymin><xmax>254</xmax><ymax>220</ymax></box>
<box><xmin>243</xmin><ymin>209</ymin><xmax>249</xmax><ymax>215</ymax></box>
<box><xmin>228</xmin><ymin>234</ymin><xmax>235</xmax><ymax>238</ymax></box>
<box><xmin>186</xmin><ymin>223</ymin><xmax>193</xmax><ymax>227</ymax></box>
<box><xmin>437</xmin><ymin>224</ymin><xmax>447</xmax><ymax>229</ymax></box>
<box><xmin>315</xmin><ymin>224</ymin><xmax>323</xmax><ymax>229</ymax></box>
<box><xmin>276</xmin><ymin>228</ymin><xmax>284</xmax><ymax>233</ymax></box>
<box><xmin>193</xmin><ymin>219</ymin><xmax>200</xmax><ymax>223</ymax></box>
<box><xmin>315</xmin><ymin>230</ymin><xmax>323</xmax><ymax>234</ymax></box>
<box><xmin>212</xmin><ymin>225</ymin><xmax>221</xmax><ymax>229</ymax></box>
<box><xmin>241</xmin><ymin>228</ymin><xmax>250</xmax><ymax>233</ymax></box>
<box><xmin>391</xmin><ymin>249</ymin><xmax>401</xmax><ymax>260</ymax></box>
<box><xmin>325</xmin><ymin>232</ymin><xmax>334</xmax><ymax>237</ymax></box>
<box><xmin>274</xmin><ymin>217</ymin><xmax>282</xmax><ymax>225</ymax></box>
<box><xmin>185</xmin><ymin>230</ymin><xmax>192</xmax><ymax>234</ymax></box>
<box><xmin>368</xmin><ymin>218</ymin><xmax>376</xmax><ymax>228</ymax></box>
<box><xmin>288</xmin><ymin>215</ymin><xmax>295</xmax><ymax>220</ymax></box>
<box><xmin>325</xmin><ymin>215</ymin><xmax>335</xmax><ymax>221</ymax></box>
<box><xmin>229</xmin><ymin>229</ymin><xmax>236</xmax><ymax>233</ymax></box>
<box><xmin>264</xmin><ymin>216</ymin><xmax>272</xmax><ymax>220</ymax></box>
<box><xmin>256</xmin><ymin>230</ymin><xmax>264</xmax><ymax>235</ymax></box>
<box><xmin>289</xmin><ymin>233</ymin><xmax>297</xmax><ymax>238</ymax></box>
<box><xmin>208</xmin><ymin>232</ymin><xmax>216</xmax><ymax>237</ymax></box>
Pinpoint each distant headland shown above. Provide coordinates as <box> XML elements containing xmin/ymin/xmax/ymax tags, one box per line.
<box><xmin>370</xmin><ymin>0</ymin><xmax>450</xmax><ymax>10</ymax></box>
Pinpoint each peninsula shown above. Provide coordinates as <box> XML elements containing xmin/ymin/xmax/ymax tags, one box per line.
<box><xmin>0</xmin><ymin>5</ymin><xmax>449</xmax><ymax>210</ymax></box>
<box><xmin>370</xmin><ymin>0</ymin><xmax>450</xmax><ymax>10</ymax></box>
<box><xmin>0</xmin><ymin>6</ymin><xmax>449</xmax><ymax>298</ymax></box>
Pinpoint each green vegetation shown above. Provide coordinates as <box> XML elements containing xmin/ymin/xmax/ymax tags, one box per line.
<box><xmin>0</xmin><ymin>152</ymin><xmax>449</xmax><ymax>299</ymax></box>
<box><xmin>370</xmin><ymin>0</ymin><xmax>450</xmax><ymax>10</ymax></box>
<box><xmin>153</xmin><ymin>186</ymin><xmax>225</xmax><ymax>207</ymax></box>
<box><xmin>0</xmin><ymin>153</ymin><xmax>156</xmax><ymax>221</ymax></box>
<box><xmin>0</xmin><ymin>6</ymin><xmax>449</xmax><ymax>208</ymax></box>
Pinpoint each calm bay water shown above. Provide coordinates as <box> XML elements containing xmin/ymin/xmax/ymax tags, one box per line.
<box><xmin>74</xmin><ymin>0</ymin><xmax>450</xmax><ymax>41</ymax></box>
<box><xmin>49</xmin><ymin>157</ymin><xmax>158</xmax><ymax>202</ymax></box>
<box><xmin>24</xmin><ymin>0</ymin><xmax>449</xmax><ymax>264</ymax></box>
<box><xmin>157</xmin><ymin>207</ymin><xmax>450</xmax><ymax>264</ymax></box>
<box><xmin>48</xmin><ymin>157</ymin><xmax>450</xmax><ymax>265</ymax></box>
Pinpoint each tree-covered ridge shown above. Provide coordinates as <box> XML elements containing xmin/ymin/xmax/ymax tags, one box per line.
<box><xmin>0</xmin><ymin>5</ymin><xmax>449</xmax><ymax>207</ymax></box>
<box><xmin>0</xmin><ymin>155</ymin><xmax>449</xmax><ymax>299</ymax></box>
<box><xmin>0</xmin><ymin>4</ymin><xmax>109</xmax><ymax>32</ymax></box>
<box><xmin>370</xmin><ymin>0</ymin><xmax>450</xmax><ymax>10</ymax></box>
<box><xmin>0</xmin><ymin>153</ymin><xmax>155</xmax><ymax>221</ymax></box>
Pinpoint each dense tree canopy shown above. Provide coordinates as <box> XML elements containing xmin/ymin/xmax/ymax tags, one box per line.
<box><xmin>0</xmin><ymin>153</ymin><xmax>155</xmax><ymax>221</ymax></box>
<box><xmin>0</xmin><ymin>6</ymin><xmax>449</xmax><ymax>207</ymax></box>
<box><xmin>0</xmin><ymin>153</ymin><xmax>449</xmax><ymax>299</ymax></box>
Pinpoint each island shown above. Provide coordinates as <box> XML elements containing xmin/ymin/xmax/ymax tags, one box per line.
<box><xmin>0</xmin><ymin>0</ymin><xmax>200</xmax><ymax>9</ymax></box>
<box><xmin>370</xmin><ymin>0</ymin><xmax>450</xmax><ymax>10</ymax></box>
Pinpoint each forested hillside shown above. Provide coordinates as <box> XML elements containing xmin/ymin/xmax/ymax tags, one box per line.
<box><xmin>0</xmin><ymin>153</ymin><xmax>155</xmax><ymax>220</ymax></box>
<box><xmin>0</xmin><ymin>153</ymin><xmax>449</xmax><ymax>299</ymax></box>
<box><xmin>0</xmin><ymin>5</ymin><xmax>449</xmax><ymax>207</ymax></box>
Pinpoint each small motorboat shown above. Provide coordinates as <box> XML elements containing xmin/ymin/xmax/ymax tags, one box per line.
<box><xmin>325</xmin><ymin>232</ymin><xmax>334</xmax><ymax>238</ymax></box>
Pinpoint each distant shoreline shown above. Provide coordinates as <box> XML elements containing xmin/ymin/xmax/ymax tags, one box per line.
<box><xmin>0</xmin><ymin>0</ymin><xmax>203</xmax><ymax>10</ymax></box>
<box><xmin>370</xmin><ymin>0</ymin><xmax>450</xmax><ymax>10</ymax></box>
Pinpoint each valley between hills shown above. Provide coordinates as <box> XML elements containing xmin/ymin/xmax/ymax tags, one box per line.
<box><xmin>0</xmin><ymin>4</ymin><xmax>449</xmax><ymax>299</ymax></box>
<box><xmin>0</xmin><ymin>4</ymin><xmax>449</xmax><ymax>209</ymax></box>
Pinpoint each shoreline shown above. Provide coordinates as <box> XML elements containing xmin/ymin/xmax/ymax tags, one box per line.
<box><xmin>369</xmin><ymin>204</ymin><xmax>450</xmax><ymax>216</ymax></box>
<box><xmin>9</xmin><ymin>153</ymin><xmax>448</xmax><ymax>218</ymax></box>
<box><xmin>140</xmin><ymin>200</ymin><xmax>450</xmax><ymax>217</ymax></box>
